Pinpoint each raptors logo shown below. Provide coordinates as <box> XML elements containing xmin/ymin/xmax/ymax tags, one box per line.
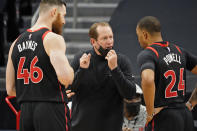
<box><xmin>167</xmin><ymin>47</ymin><xmax>170</xmax><ymax>52</ymax></box>
<box><xmin>29</xmin><ymin>34</ymin><xmax>32</xmax><ymax>39</ymax></box>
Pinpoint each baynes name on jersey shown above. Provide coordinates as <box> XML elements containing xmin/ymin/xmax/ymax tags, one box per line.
<box><xmin>17</xmin><ymin>40</ymin><xmax>38</xmax><ymax>52</ymax></box>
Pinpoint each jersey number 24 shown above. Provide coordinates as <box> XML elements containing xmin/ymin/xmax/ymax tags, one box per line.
<box><xmin>17</xmin><ymin>56</ymin><xmax>43</xmax><ymax>84</ymax></box>
<box><xmin>164</xmin><ymin>68</ymin><xmax>185</xmax><ymax>98</ymax></box>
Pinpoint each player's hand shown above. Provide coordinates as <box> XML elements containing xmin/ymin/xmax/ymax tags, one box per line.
<box><xmin>66</xmin><ymin>90</ymin><xmax>75</xmax><ymax>98</ymax></box>
<box><xmin>146</xmin><ymin>107</ymin><xmax>165</xmax><ymax>125</ymax></box>
<box><xmin>122</xmin><ymin>127</ymin><xmax>133</xmax><ymax>131</ymax></box>
<box><xmin>146</xmin><ymin>114</ymin><xmax>153</xmax><ymax>126</ymax></box>
<box><xmin>186</xmin><ymin>101</ymin><xmax>193</xmax><ymax>111</ymax></box>
<box><xmin>80</xmin><ymin>53</ymin><xmax>91</xmax><ymax>69</ymax></box>
<box><xmin>105</xmin><ymin>50</ymin><xmax>118</xmax><ymax>70</ymax></box>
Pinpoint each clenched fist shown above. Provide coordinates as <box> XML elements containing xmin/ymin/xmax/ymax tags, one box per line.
<box><xmin>80</xmin><ymin>53</ymin><xmax>91</xmax><ymax>69</ymax></box>
<box><xmin>105</xmin><ymin>50</ymin><xmax>118</xmax><ymax>70</ymax></box>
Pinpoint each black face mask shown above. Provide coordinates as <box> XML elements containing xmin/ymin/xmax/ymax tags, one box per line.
<box><xmin>125</xmin><ymin>102</ymin><xmax>141</xmax><ymax>118</ymax></box>
<box><xmin>97</xmin><ymin>45</ymin><xmax>111</xmax><ymax>57</ymax></box>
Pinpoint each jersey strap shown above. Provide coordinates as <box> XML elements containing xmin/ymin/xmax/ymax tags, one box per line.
<box><xmin>146</xmin><ymin>47</ymin><xmax>159</xmax><ymax>58</ymax></box>
<box><xmin>42</xmin><ymin>30</ymin><xmax>52</xmax><ymax>41</ymax></box>
<box><xmin>150</xmin><ymin>41</ymin><xmax>169</xmax><ymax>47</ymax></box>
<box><xmin>27</xmin><ymin>27</ymin><xmax>49</xmax><ymax>32</ymax></box>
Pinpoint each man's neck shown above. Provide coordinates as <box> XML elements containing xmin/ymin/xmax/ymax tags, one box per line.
<box><xmin>148</xmin><ymin>37</ymin><xmax>163</xmax><ymax>46</ymax></box>
<box><xmin>31</xmin><ymin>16</ymin><xmax>52</xmax><ymax>31</ymax></box>
<box><xmin>93</xmin><ymin>46</ymin><xmax>102</xmax><ymax>56</ymax></box>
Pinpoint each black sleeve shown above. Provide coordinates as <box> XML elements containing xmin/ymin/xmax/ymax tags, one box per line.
<box><xmin>70</xmin><ymin>52</ymin><xmax>87</xmax><ymax>92</ymax></box>
<box><xmin>181</xmin><ymin>48</ymin><xmax>197</xmax><ymax>71</ymax></box>
<box><xmin>137</xmin><ymin>49</ymin><xmax>156</xmax><ymax>73</ymax></box>
<box><xmin>110</xmin><ymin>54</ymin><xmax>136</xmax><ymax>99</ymax></box>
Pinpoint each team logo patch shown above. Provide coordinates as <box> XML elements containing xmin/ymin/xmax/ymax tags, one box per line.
<box><xmin>167</xmin><ymin>47</ymin><xmax>170</xmax><ymax>52</ymax></box>
<box><xmin>29</xmin><ymin>34</ymin><xmax>32</xmax><ymax>39</ymax></box>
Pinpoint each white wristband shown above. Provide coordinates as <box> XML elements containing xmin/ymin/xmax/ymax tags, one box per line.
<box><xmin>187</xmin><ymin>101</ymin><xmax>193</xmax><ymax>110</ymax></box>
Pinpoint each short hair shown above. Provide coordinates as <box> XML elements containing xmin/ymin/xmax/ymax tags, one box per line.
<box><xmin>137</xmin><ymin>16</ymin><xmax>161</xmax><ymax>34</ymax></box>
<box><xmin>89</xmin><ymin>22</ymin><xmax>111</xmax><ymax>40</ymax></box>
<box><xmin>39</xmin><ymin>0</ymin><xmax>66</xmax><ymax>13</ymax></box>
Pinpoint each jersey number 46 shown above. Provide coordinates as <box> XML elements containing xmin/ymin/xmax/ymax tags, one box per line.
<box><xmin>17</xmin><ymin>56</ymin><xmax>43</xmax><ymax>84</ymax></box>
<box><xmin>164</xmin><ymin>68</ymin><xmax>185</xmax><ymax>98</ymax></box>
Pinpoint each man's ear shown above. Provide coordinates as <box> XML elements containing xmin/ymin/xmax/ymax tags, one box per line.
<box><xmin>90</xmin><ymin>38</ymin><xmax>96</xmax><ymax>47</ymax></box>
<box><xmin>142</xmin><ymin>30</ymin><xmax>148</xmax><ymax>40</ymax></box>
<box><xmin>50</xmin><ymin>7</ymin><xmax>57</xmax><ymax>17</ymax></box>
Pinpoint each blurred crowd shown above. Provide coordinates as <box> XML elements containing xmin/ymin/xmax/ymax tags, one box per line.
<box><xmin>0</xmin><ymin>0</ymin><xmax>33</xmax><ymax>66</ymax></box>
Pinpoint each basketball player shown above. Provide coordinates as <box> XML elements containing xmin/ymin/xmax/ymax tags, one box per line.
<box><xmin>6</xmin><ymin>0</ymin><xmax>74</xmax><ymax>131</ymax></box>
<box><xmin>136</xmin><ymin>16</ymin><xmax>197</xmax><ymax>131</ymax></box>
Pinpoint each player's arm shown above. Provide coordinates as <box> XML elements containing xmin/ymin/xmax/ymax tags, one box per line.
<box><xmin>137</xmin><ymin>50</ymin><xmax>156</xmax><ymax>124</ymax></box>
<box><xmin>44</xmin><ymin>32</ymin><xmax>74</xmax><ymax>87</ymax></box>
<box><xmin>6</xmin><ymin>40</ymin><xmax>17</xmax><ymax>96</ymax></box>
<box><xmin>141</xmin><ymin>69</ymin><xmax>155</xmax><ymax>122</ymax></box>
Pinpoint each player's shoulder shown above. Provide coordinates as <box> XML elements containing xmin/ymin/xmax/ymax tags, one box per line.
<box><xmin>45</xmin><ymin>32</ymin><xmax>64</xmax><ymax>41</ymax></box>
<box><xmin>169</xmin><ymin>42</ymin><xmax>186</xmax><ymax>54</ymax></box>
<box><xmin>139</xmin><ymin>48</ymin><xmax>151</xmax><ymax>54</ymax></box>
<box><xmin>43</xmin><ymin>32</ymin><xmax>65</xmax><ymax>48</ymax></box>
<box><xmin>9</xmin><ymin>35</ymin><xmax>23</xmax><ymax>59</ymax></box>
<box><xmin>11</xmin><ymin>34</ymin><xmax>23</xmax><ymax>50</ymax></box>
<box><xmin>137</xmin><ymin>48</ymin><xmax>157</xmax><ymax>66</ymax></box>
<box><xmin>137</xmin><ymin>48</ymin><xmax>154</xmax><ymax>59</ymax></box>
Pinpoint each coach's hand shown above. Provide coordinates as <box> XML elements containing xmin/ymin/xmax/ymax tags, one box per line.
<box><xmin>66</xmin><ymin>90</ymin><xmax>75</xmax><ymax>98</ymax></box>
<box><xmin>105</xmin><ymin>50</ymin><xmax>118</xmax><ymax>70</ymax></box>
<box><xmin>80</xmin><ymin>53</ymin><xmax>91</xmax><ymax>69</ymax></box>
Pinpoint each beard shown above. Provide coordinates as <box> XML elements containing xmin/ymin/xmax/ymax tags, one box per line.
<box><xmin>52</xmin><ymin>13</ymin><xmax>63</xmax><ymax>35</ymax></box>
